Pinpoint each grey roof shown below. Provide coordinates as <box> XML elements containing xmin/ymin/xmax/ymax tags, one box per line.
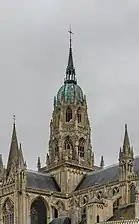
<box><xmin>76</xmin><ymin>156</ymin><xmax>139</xmax><ymax>191</ymax></box>
<box><xmin>108</xmin><ymin>204</ymin><xmax>135</xmax><ymax>221</ymax></box>
<box><xmin>26</xmin><ymin>170</ymin><xmax>61</xmax><ymax>192</ymax></box>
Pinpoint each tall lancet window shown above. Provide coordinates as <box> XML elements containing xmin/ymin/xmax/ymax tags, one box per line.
<box><xmin>77</xmin><ymin>107</ymin><xmax>82</xmax><ymax>123</ymax></box>
<box><xmin>78</xmin><ymin>138</ymin><xmax>85</xmax><ymax>158</ymax></box>
<box><xmin>130</xmin><ymin>184</ymin><xmax>136</xmax><ymax>203</ymax></box>
<box><xmin>66</xmin><ymin>107</ymin><xmax>72</xmax><ymax>122</ymax></box>
<box><xmin>2</xmin><ymin>198</ymin><xmax>14</xmax><ymax>224</ymax></box>
<box><xmin>64</xmin><ymin>136</ymin><xmax>73</xmax><ymax>151</ymax></box>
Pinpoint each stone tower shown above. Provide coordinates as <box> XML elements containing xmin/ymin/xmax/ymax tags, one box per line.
<box><xmin>43</xmin><ymin>30</ymin><xmax>95</xmax><ymax>193</ymax></box>
<box><xmin>119</xmin><ymin>124</ymin><xmax>134</xmax><ymax>181</ymax></box>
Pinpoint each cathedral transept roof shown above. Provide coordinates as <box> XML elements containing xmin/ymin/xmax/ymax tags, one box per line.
<box><xmin>76</xmin><ymin>156</ymin><xmax>139</xmax><ymax>190</ymax></box>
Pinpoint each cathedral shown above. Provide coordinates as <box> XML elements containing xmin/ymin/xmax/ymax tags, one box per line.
<box><xmin>0</xmin><ymin>31</ymin><xmax>139</xmax><ymax>224</ymax></box>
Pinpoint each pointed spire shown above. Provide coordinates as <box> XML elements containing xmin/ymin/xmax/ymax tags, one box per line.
<box><xmin>123</xmin><ymin>124</ymin><xmax>130</xmax><ymax>151</ymax></box>
<box><xmin>37</xmin><ymin>157</ymin><xmax>41</xmax><ymax>171</ymax></box>
<box><xmin>6</xmin><ymin>116</ymin><xmax>19</xmax><ymax>177</ymax></box>
<box><xmin>100</xmin><ymin>156</ymin><xmax>104</xmax><ymax>169</ymax></box>
<box><xmin>64</xmin><ymin>26</ymin><xmax>77</xmax><ymax>85</ymax></box>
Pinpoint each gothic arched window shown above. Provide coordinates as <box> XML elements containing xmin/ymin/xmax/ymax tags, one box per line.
<box><xmin>66</xmin><ymin>107</ymin><xmax>72</xmax><ymax>122</ymax></box>
<box><xmin>2</xmin><ymin>198</ymin><xmax>14</xmax><ymax>224</ymax></box>
<box><xmin>64</xmin><ymin>136</ymin><xmax>73</xmax><ymax>151</ymax></box>
<box><xmin>130</xmin><ymin>185</ymin><xmax>136</xmax><ymax>203</ymax></box>
<box><xmin>78</xmin><ymin>138</ymin><xmax>85</xmax><ymax>158</ymax></box>
<box><xmin>31</xmin><ymin>197</ymin><xmax>47</xmax><ymax>224</ymax></box>
<box><xmin>77</xmin><ymin>107</ymin><xmax>82</xmax><ymax>123</ymax></box>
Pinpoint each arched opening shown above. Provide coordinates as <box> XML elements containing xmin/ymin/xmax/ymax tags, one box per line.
<box><xmin>64</xmin><ymin>136</ymin><xmax>73</xmax><ymax>151</ymax></box>
<box><xmin>97</xmin><ymin>215</ymin><xmax>99</xmax><ymax>223</ymax></box>
<box><xmin>113</xmin><ymin>187</ymin><xmax>119</xmax><ymax>196</ymax></box>
<box><xmin>52</xmin><ymin>207</ymin><xmax>58</xmax><ymax>219</ymax></box>
<box><xmin>66</xmin><ymin>107</ymin><xmax>72</xmax><ymax>122</ymax></box>
<box><xmin>113</xmin><ymin>198</ymin><xmax>120</xmax><ymax>213</ymax></box>
<box><xmin>97</xmin><ymin>191</ymin><xmax>102</xmax><ymax>200</ymax></box>
<box><xmin>78</xmin><ymin>138</ymin><xmax>85</xmax><ymax>158</ymax></box>
<box><xmin>56</xmin><ymin>200</ymin><xmax>65</xmax><ymax>217</ymax></box>
<box><xmin>31</xmin><ymin>197</ymin><xmax>47</xmax><ymax>224</ymax></box>
<box><xmin>2</xmin><ymin>198</ymin><xmax>14</xmax><ymax>224</ymax></box>
<box><xmin>77</xmin><ymin>107</ymin><xmax>82</xmax><ymax>123</ymax></box>
<box><xmin>130</xmin><ymin>185</ymin><xmax>136</xmax><ymax>203</ymax></box>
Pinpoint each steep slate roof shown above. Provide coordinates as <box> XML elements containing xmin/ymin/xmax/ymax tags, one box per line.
<box><xmin>76</xmin><ymin>156</ymin><xmax>139</xmax><ymax>191</ymax></box>
<box><xmin>26</xmin><ymin>170</ymin><xmax>61</xmax><ymax>192</ymax></box>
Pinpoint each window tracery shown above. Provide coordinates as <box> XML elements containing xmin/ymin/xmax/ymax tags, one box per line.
<box><xmin>64</xmin><ymin>136</ymin><xmax>73</xmax><ymax>151</ymax></box>
<box><xmin>2</xmin><ymin>198</ymin><xmax>14</xmax><ymax>224</ymax></box>
<box><xmin>78</xmin><ymin>138</ymin><xmax>85</xmax><ymax>158</ymax></box>
<box><xmin>31</xmin><ymin>197</ymin><xmax>47</xmax><ymax>224</ymax></box>
<box><xmin>66</xmin><ymin>107</ymin><xmax>72</xmax><ymax>122</ymax></box>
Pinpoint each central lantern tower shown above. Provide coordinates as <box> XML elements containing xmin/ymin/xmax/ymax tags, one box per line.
<box><xmin>43</xmin><ymin>30</ymin><xmax>96</xmax><ymax>193</ymax></box>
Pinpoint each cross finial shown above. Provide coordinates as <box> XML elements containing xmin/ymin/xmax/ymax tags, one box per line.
<box><xmin>68</xmin><ymin>25</ymin><xmax>74</xmax><ymax>48</ymax></box>
<box><xmin>13</xmin><ymin>114</ymin><xmax>16</xmax><ymax>125</ymax></box>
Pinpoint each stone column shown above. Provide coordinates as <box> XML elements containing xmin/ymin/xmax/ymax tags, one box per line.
<box><xmin>0</xmin><ymin>196</ymin><xmax>3</xmax><ymax>224</ymax></box>
<box><xmin>26</xmin><ymin>194</ymin><xmax>31</xmax><ymax>224</ymax></box>
<box><xmin>75</xmin><ymin>139</ymin><xmax>79</xmax><ymax>161</ymax></box>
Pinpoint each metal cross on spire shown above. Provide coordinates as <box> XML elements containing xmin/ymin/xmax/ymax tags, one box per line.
<box><xmin>68</xmin><ymin>25</ymin><xmax>74</xmax><ymax>48</ymax></box>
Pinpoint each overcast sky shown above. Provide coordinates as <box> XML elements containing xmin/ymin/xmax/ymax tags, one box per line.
<box><xmin>0</xmin><ymin>0</ymin><xmax>139</xmax><ymax>170</ymax></box>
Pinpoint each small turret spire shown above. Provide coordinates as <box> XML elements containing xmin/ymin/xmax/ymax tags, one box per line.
<box><xmin>100</xmin><ymin>156</ymin><xmax>104</xmax><ymax>169</ymax></box>
<box><xmin>37</xmin><ymin>156</ymin><xmax>41</xmax><ymax>171</ymax></box>
<box><xmin>64</xmin><ymin>26</ymin><xmax>77</xmax><ymax>85</ymax></box>
<box><xmin>123</xmin><ymin>124</ymin><xmax>130</xmax><ymax>151</ymax></box>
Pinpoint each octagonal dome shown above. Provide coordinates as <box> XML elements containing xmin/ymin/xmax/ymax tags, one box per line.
<box><xmin>57</xmin><ymin>82</ymin><xmax>84</xmax><ymax>105</ymax></box>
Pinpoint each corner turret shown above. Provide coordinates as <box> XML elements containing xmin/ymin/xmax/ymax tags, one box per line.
<box><xmin>119</xmin><ymin>124</ymin><xmax>134</xmax><ymax>181</ymax></box>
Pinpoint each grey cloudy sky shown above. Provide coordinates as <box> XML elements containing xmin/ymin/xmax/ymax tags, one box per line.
<box><xmin>0</xmin><ymin>0</ymin><xmax>139</xmax><ymax>169</ymax></box>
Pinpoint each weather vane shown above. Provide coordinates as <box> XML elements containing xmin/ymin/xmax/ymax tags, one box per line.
<box><xmin>68</xmin><ymin>25</ymin><xmax>74</xmax><ymax>47</ymax></box>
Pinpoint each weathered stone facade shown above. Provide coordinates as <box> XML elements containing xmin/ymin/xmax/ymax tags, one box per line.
<box><xmin>0</xmin><ymin>33</ymin><xmax>138</xmax><ymax>224</ymax></box>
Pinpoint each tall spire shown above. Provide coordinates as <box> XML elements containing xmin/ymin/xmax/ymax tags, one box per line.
<box><xmin>6</xmin><ymin>116</ymin><xmax>19</xmax><ymax>177</ymax></box>
<box><xmin>123</xmin><ymin>124</ymin><xmax>130</xmax><ymax>151</ymax></box>
<box><xmin>64</xmin><ymin>26</ymin><xmax>77</xmax><ymax>85</ymax></box>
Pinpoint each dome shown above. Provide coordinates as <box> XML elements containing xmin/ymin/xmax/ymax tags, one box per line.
<box><xmin>57</xmin><ymin>82</ymin><xmax>84</xmax><ymax>105</ymax></box>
